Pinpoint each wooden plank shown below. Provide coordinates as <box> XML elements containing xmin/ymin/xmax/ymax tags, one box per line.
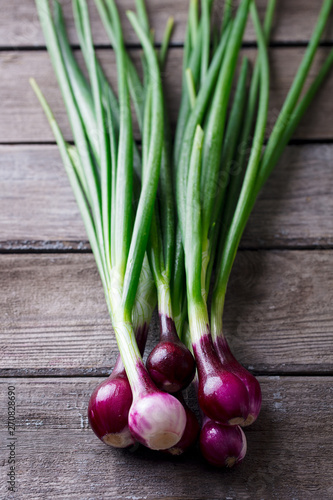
<box><xmin>0</xmin><ymin>47</ymin><xmax>333</xmax><ymax>143</ymax></box>
<box><xmin>0</xmin><ymin>145</ymin><xmax>86</xmax><ymax>246</ymax></box>
<box><xmin>0</xmin><ymin>376</ymin><xmax>332</xmax><ymax>499</ymax></box>
<box><xmin>0</xmin><ymin>251</ymin><xmax>332</xmax><ymax>376</ymax></box>
<box><xmin>243</xmin><ymin>143</ymin><xmax>333</xmax><ymax>248</ymax></box>
<box><xmin>1</xmin><ymin>144</ymin><xmax>332</xmax><ymax>250</ymax></box>
<box><xmin>2</xmin><ymin>0</ymin><xmax>333</xmax><ymax>47</ymax></box>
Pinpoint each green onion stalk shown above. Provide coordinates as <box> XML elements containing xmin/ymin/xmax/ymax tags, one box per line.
<box><xmin>171</xmin><ymin>0</ymin><xmax>233</xmax><ymax>338</ymax></box>
<box><xmin>177</xmin><ymin>0</ymin><xmax>333</xmax><ymax>429</ymax></box>
<box><xmin>128</xmin><ymin>1</ymin><xmax>197</xmax><ymax>395</ymax></box>
<box><xmin>33</xmin><ymin>0</ymin><xmax>187</xmax><ymax>451</ymax></box>
<box><xmin>98</xmin><ymin>0</ymin><xmax>195</xmax><ymax>397</ymax></box>
<box><xmin>32</xmin><ymin>0</ymin><xmax>333</xmax><ymax>455</ymax></box>
<box><xmin>177</xmin><ymin>0</ymin><xmax>254</xmax><ymax>427</ymax></box>
<box><xmin>209</xmin><ymin>0</ymin><xmax>333</xmax><ymax>425</ymax></box>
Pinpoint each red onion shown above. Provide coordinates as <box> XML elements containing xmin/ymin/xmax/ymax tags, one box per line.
<box><xmin>215</xmin><ymin>336</ymin><xmax>262</xmax><ymax>426</ymax></box>
<box><xmin>88</xmin><ymin>323</ymin><xmax>148</xmax><ymax>448</ymax></box>
<box><xmin>193</xmin><ymin>333</ymin><xmax>250</xmax><ymax>425</ymax></box>
<box><xmin>128</xmin><ymin>361</ymin><xmax>187</xmax><ymax>449</ymax></box>
<box><xmin>200</xmin><ymin>417</ymin><xmax>247</xmax><ymax>467</ymax></box>
<box><xmin>146</xmin><ymin>314</ymin><xmax>196</xmax><ymax>393</ymax></box>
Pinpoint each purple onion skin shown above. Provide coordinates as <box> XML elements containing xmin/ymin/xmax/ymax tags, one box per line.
<box><xmin>128</xmin><ymin>362</ymin><xmax>187</xmax><ymax>450</ymax></box>
<box><xmin>193</xmin><ymin>334</ymin><xmax>250</xmax><ymax>426</ymax></box>
<box><xmin>215</xmin><ymin>336</ymin><xmax>262</xmax><ymax>426</ymax></box>
<box><xmin>200</xmin><ymin>419</ymin><xmax>247</xmax><ymax>468</ymax></box>
<box><xmin>146</xmin><ymin>314</ymin><xmax>196</xmax><ymax>393</ymax></box>
<box><xmin>164</xmin><ymin>395</ymin><xmax>200</xmax><ymax>456</ymax></box>
<box><xmin>88</xmin><ymin>324</ymin><xmax>148</xmax><ymax>448</ymax></box>
<box><xmin>88</xmin><ymin>373</ymin><xmax>135</xmax><ymax>448</ymax></box>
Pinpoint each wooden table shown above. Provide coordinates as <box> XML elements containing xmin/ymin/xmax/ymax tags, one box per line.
<box><xmin>1</xmin><ymin>1</ymin><xmax>332</xmax><ymax>498</ymax></box>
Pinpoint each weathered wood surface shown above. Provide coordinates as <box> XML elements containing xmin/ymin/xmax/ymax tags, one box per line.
<box><xmin>243</xmin><ymin>143</ymin><xmax>333</xmax><ymax>248</ymax></box>
<box><xmin>1</xmin><ymin>47</ymin><xmax>332</xmax><ymax>143</ymax></box>
<box><xmin>0</xmin><ymin>1</ymin><xmax>332</xmax><ymax>498</ymax></box>
<box><xmin>0</xmin><ymin>376</ymin><xmax>332</xmax><ymax>499</ymax></box>
<box><xmin>1</xmin><ymin>144</ymin><xmax>332</xmax><ymax>250</ymax></box>
<box><xmin>0</xmin><ymin>145</ymin><xmax>85</xmax><ymax>248</ymax></box>
<box><xmin>1</xmin><ymin>251</ymin><xmax>332</xmax><ymax>376</ymax></box>
<box><xmin>2</xmin><ymin>0</ymin><xmax>333</xmax><ymax>47</ymax></box>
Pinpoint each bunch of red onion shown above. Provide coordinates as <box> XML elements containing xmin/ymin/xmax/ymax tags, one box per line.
<box><xmin>34</xmin><ymin>0</ymin><xmax>333</xmax><ymax>468</ymax></box>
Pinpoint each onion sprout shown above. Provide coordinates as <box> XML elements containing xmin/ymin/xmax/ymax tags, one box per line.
<box><xmin>32</xmin><ymin>0</ymin><xmax>333</xmax><ymax>463</ymax></box>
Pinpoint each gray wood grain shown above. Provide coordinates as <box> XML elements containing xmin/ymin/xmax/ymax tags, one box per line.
<box><xmin>243</xmin><ymin>143</ymin><xmax>333</xmax><ymax>249</ymax></box>
<box><xmin>0</xmin><ymin>47</ymin><xmax>332</xmax><ymax>143</ymax></box>
<box><xmin>1</xmin><ymin>0</ymin><xmax>333</xmax><ymax>47</ymax></box>
<box><xmin>0</xmin><ymin>251</ymin><xmax>332</xmax><ymax>376</ymax></box>
<box><xmin>0</xmin><ymin>376</ymin><xmax>332</xmax><ymax>499</ymax></box>
<box><xmin>1</xmin><ymin>144</ymin><xmax>332</xmax><ymax>250</ymax></box>
<box><xmin>1</xmin><ymin>2</ymin><xmax>332</xmax><ymax>498</ymax></box>
<box><xmin>0</xmin><ymin>145</ymin><xmax>85</xmax><ymax>245</ymax></box>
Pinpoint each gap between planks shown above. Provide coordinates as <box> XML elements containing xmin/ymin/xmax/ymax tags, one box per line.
<box><xmin>2</xmin><ymin>245</ymin><xmax>333</xmax><ymax>254</ymax></box>
<box><xmin>0</xmin><ymin>370</ymin><xmax>332</xmax><ymax>379</ymax></box>
<box><xmin>2</xmin><ymin>0</ymin><xmax>333</xmax><ymax>47</ymax></box>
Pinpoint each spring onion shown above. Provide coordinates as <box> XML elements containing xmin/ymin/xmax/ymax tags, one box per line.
<box><xmin>33</xmin><ymin>0</ymin><xmax>186</xmax><ymax>451</ymax></box>
<box><xmin>200</xmin><ymin>419</ymin><xmax>247</xmax><ymax>468</ymax></box>
<box><xmin>32</xmin><ymin>0</ymin><xmax>333</xmax><ymax>464</ymax></box>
